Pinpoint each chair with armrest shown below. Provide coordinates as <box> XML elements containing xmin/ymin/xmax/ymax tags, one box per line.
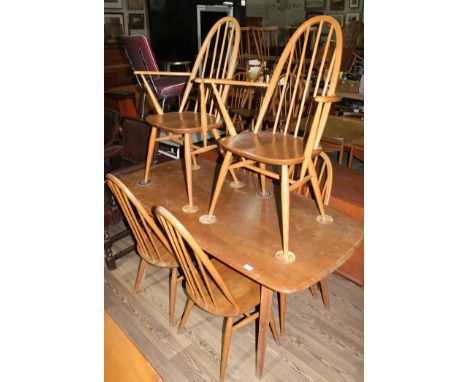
<box><xmin>121</xmin><ymin>35</ymin><xmax>188</xmax><ymax>118</ymax></box>
<box><xmin>135</xmin><ymin>17</ymin><xmax>242</xmax><ymax>214</ymax></box>
<box><xmin>106</xmin><ymin>174</ymin><xmax>181</xmax><ymax>325</ymax></box>
<box><xmin>156</xmin><ymin>206</ymin><xmax>279</xmax><ymax>381</ymax></box>
<box><xmin>198</xmin><ymin>16</ymin><xmax>343</xmax><ymax>263</ymax></box>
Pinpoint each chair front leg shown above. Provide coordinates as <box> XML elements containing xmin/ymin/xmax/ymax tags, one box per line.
<box><xmin>134</xmin><ymin>258</ymin><xmax>148</xmax><ymax>294</ymax></box>
<box><xmin>182</xmin><ymin>133</ymin><xmax>198</xmax><ymax>213</ymax></box>
<box><xmin>220</xmin><ymin>316</ymin><xmax>234</xmax><ymax>381</ymax></box>
<box><xmin>199</xmin><ymin>151</ymin><xmax>233</xmax><ymax>224</ymax></box>
<box><xmin>139</xmin><ymin>126</ymin><xmax>157</xmax><ymax>186</ymax></box>
<box><xmin>169</xmin><ymin>268</ymin><xmax>178</xmax><ymax>325</ymax></box>
<box><xmin>275</xmin><ymin>165</ymin><xmax>295</xmax><ymax>263</ymax></box>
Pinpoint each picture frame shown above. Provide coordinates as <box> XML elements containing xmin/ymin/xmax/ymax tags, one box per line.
<box><xmin>104</xmin><ymin>0</ymin><xmax>122</xmax><ymax>9</ymax></box>
<box><xmin>345</xmin><ymin>12</ymin><xmax>360</xmax><ymax>25</ymax></box>
<box><xmin>127</xmin><ymin>0</ymin><xmax>144</xmax><ymax>10</ymax></box>
<box><xmin>304</xmin><ymin>0</ymin><xmax>325</xmax><ymax>10</ymax></box>
<box><xmin>349</xmin><ymin>0</ymin><xmax>359</xmax><ymax>8</ymax></box>
<box><xmin>329</xmin><ymin>14</ymin><xmax>344</xmax><ymax>27</ymax></box>
<box><xmin>129</xmin><ymin>14</ymin><xmax>145</xmax><ymax>30</ymax></box>
<box><xmin>104</xmin><ymin>13</ymin><xmax>125</xmax><ymax>45</ymax></box>
<box><xmin>330</xmin><ymin>0</ymin><xmax>345</xmax><ymax>11</ymax></box>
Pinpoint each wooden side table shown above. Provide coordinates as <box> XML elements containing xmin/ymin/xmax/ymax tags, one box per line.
<box><xmin>104</xmin><ymin>90</ymin><xmax>139</xmax><ymax>119</ymax></box>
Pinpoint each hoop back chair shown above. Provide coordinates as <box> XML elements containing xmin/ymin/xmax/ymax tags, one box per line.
<box><xmin>250</xmin><ymin>26</ymin><xmax>279</xmax><ymax>80</ymax></box>
<box><xmin>156</xmin><ymin>206</ymin><xmax>279</xmax><ymax>381</ymax></box>
<box><xmin>198</xmin><ymin>16</ymin><xmax>343</xmax><ymax>263</ymax></box>
<box><xmin>121</xmin><ymin>35</ymin><xmax>188</xmax><ymax>118</ymax></box>
<box><xmin>105</xmin><ymin>174</ymin><xmax>180</xmax><ymax>325</ymax></box>
<box><xmin>135</xmin><ymin>17</ymin><xmax>241</xmax><ymax>214</ymax></box>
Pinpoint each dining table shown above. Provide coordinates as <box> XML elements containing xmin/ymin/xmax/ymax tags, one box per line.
<box><xmin>120</xmin><ymin>157</ymin><xmax>364</xmax><ymax>379</ymax></box>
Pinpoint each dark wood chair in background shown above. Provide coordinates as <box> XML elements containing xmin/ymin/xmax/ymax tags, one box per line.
<box><xmin>104</xmin><ymin>115</ymin><xmax>158</xmax><ymax>271</ymax></box>
<box><xmin>348</xmin><ymin>136</ymin><xmax>364</xmax><ymax>168</ymax></box>
<box><xmin>320</xmin><ymin>135</ymin><xmax>345</xmax><ymax>165</ymax></box>
<box><xmin>156</xmin><ymin>206</ymin><xmax>279</xmax><ymax>381</ymax></box>
<box><xmin>106</xmin><ymin>174</ymin><xmax>181</xmax><ymax>325</ymax></box>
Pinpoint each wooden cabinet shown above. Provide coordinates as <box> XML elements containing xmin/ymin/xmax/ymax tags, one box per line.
<box><xmin>104</xmin><ymin>45</ymin><xmax>134</xmax><ymax>90</ymax></box>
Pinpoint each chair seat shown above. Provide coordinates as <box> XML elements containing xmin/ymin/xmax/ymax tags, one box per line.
<box><xmin>153</xmin><ymin>76</ymin><xmax>187</xmax><ymax>97</ymax></box>
<box><xmin>187</xmin><ymin>259</ymin><xmax>261</xmax><ymax>317</ymax></box>
<box><xmin>146</xmin><ymin>111</ymin><xmax>221</xmax><ymax>134</ymax></box>
<box><xmin>137</xmin><ymin>239</ymin><xmax>177</xmax><ymax>269</ymax></box>
<box><xmin>220</xmin><ymin>131</ymin><xmax>320</xmax><ymax>166</ymax></box>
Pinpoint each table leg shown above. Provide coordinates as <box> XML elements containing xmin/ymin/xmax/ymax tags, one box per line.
<box><xmin>256</xmin><ymin>286</ymin><xmax>273</xmax><ymax>378</ymax></box>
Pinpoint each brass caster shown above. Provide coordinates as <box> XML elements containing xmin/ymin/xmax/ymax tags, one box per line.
<box><xmin>137</xmin><ymin>179</ymin><xmax>152</xmax><ymax>186</ymax></box>
<box><xmin>230</xmin><ymin>180</ymin><xmax>245</xmax><ymax>188</ymax></box>
<box><xmin>182</xmin><ymin>204</ymin><xmax>199</xmax><ymax>213</ymax></box>
<box><xmin>199</xmin><ymin>214</ymin><xmax>217</xmax><ymax>224</ymax></box>
<box><xmin>316</xmin><ymin>214</ymin><xmax>334</xmax><ymax>224</ymax></box>
<box><xmin>256</xmin><ymin>190</ymin><xmax>273</xmax><ymax>198</ymax></box>
<box><xmin>274</xmin><ymin>250</ymin><xmax>296</xmax><ymax>264</ymax></box>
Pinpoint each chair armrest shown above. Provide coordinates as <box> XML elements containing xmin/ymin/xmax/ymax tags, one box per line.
<box><xmin>134</xmin><ymin>70</ymin><xmax>191</xmax><ymax>77</ymax></box>
<box><xmin>194</xmin><ymin>78</ymin><xmax>269</xmax><ymax>88</ymax></box>
<box><xmin>314</xmin><ymin>95</ymin><xmax>342</xmax><ymax>103</ymax></box>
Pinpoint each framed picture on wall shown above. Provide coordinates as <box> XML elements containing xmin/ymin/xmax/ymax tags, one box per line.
<box><xmin>349</xmin><ymin>0</ymin><xmax>359</xmax><ymax>8</ymax></box>
<box><xmin>127</xmin><ymin>0</ymin><xmax>144</xmax><ymax>10</ymax></box>
<box><xmin>304</xmin><ymin>0</ymin><xmax>325</xmax><ymax>10</ymax></box>
<box><xmin>104</xmin><ymin>0</ymin><xmax>122</xmax><ymax>9</ymax></box>
<box><xmin>129</xmin><ymin>14</ymin><xmax>145</xmax><ymax>30</ymax></box>
<box><xmin>104</xmin><ymin>13</ymin><xmax>125</xmax><ymax>44</ymax></box>
<box><xmin>330</xmin><ymin>0</ymin><xmax>345</xmax><ymax>11</ymax></box>
<box><xmin>329</xmin><ymin>14</ymin><xmax>344</xmax><ymax>27</ymax></box>
<box><xmin>345</xmin><ymin>12</ymin><xmax>360</xmax><ymax>25</ymax></box>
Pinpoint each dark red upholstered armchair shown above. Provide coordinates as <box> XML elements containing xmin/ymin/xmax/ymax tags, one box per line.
<box><xmin>104</xmin><ymin>113</ymin><xmax>159</xmax><ymax>270</ymax></box>
<box><xmin>121</xmin><ymin>35</ymin><xmax>188</xmax><ymax>118</ymax></box>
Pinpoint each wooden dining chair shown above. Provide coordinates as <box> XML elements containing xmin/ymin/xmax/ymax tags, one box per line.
<box><xmin>227</xmin><ymin>71</ymin><xmax>256</xmax><ymax>132</ymax></box>
<box><xmin>238</xmin><ymin>26</ymin><xmax>251</xmax><ymax>73</ymax></box>
<box><xmin>105</xmin><ymin>174</ymin><xmax>181</xmax><ymax>325</ymax></box>
<box><xmin>348</xmin><ymin>137</ymin><xmax>364</xmax><ymax>168</ymax></box>
<box><xmin>134</xmin><ymin>17</ymin><xmax>242</xmax><ymax>213</ymax></box>
<box><xmin>198</xmin><ymin>16</ymin><xmax>343</xmax><ymax>263</ymax></box>
<box><xmin>156</xmin><ymin>206</ymin><xmax>279</xmax><ymax>381</ymax></box>
<box><xmin>320</xmin><ymin>135</ymin><xmax>345</xmax><ymax>165</ymax></box>
<box><xmin>250</xmin><ymin>26</ymin><xmax>280</xmax><ymax>80</ymax></box>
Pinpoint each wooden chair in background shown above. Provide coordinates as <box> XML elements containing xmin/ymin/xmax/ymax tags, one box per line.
<box><xmin>320</xmin><ymin>136</ymin><xmax>345</xmax><ymax>165</ymax></box>
<box><xmin>198</xmin><ymin>16</ymin><xmax>343</xmax><ymax>264</ymax></box>
<box><xmin>156</xmin><ymin>206</ymin><xmax>279</xmax><ymax>381</ymax></box>
<box><xmin>135</xmin><ymin>17</ymin><xmax>241</xmax><ymax>213</ymax></box>
<box><xmin>348</xmin><ymin>137</ymin><xmax>364</xmax><ymax>168</ymax></box>
<box><xmin>250</xmin><ymin>26</ymin><xmax>280</xmax><ymax>80</ymax></box>
<box><xmin>227</xmin><ymin>71</ymin><xmax>255</xmax><ymax>132</ymax></box>
<box><xmin>106</xmin><ymin>174</ymin><xmax>181</xmax><ymax>325</ymax></box>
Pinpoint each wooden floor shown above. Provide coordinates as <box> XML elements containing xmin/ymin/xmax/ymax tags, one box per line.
<box><xmin>105</xmin><ymin>223</ymin><xmax>364</xmax><ymax>382</ymax></box>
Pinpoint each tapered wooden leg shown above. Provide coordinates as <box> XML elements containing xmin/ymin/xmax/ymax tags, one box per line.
<box><xmin>169</xmin><ymin>268</ymin><xmax>178</xmax><ymax>326</ymax></box>
<box><xmin>133</xmin><ymin>258</ymin><xmax>148</xmax><ymax>294</ymax></box>
<box><xmin>269</xmin><ymin>309</ymin><xmax>280</xmax><ymax>345</ymax></box>
<box><xmin>275</xmin><ymin>165</ymin><xmax>295</xmax><ymax>263</ymax></box>
<box><xmin>348</xmin><ymin>146</ymin><xmax>354</xmax><ymax>168</ymax></box>
<box><xmin>256</xmin><ymin>162</ymin><xmax>272</xmax><ymax>198</ymax></box>
<box><xmin>319</xmin><ymin>278</ymin><xmax>330</xmax><ymax>310</ymax></box>
<box><xmin>199</xmin><ymin>151</ymin><xmax>233</xmax><ymax>224</ymax></box>
<box><xmin>309</xmin><ymin>284</ymin><xmax>318</xmax><ymax>300</ymax></box>
<box><xmin>307</xmin><ymin>160</ymin><xmax>333</xmax><ymax>225</ymax></box>
<box><xmin>257</xmin><ymin>286</ymin><xmax>273</xmax><ymax>378</ymax></box>
<box><xmin>182</xmin><ymin>133</ymin><xmax>198</xmax><ymax>213</ymax></box>
<box><xmin>279</xmin><ymin>292</ymin><xmax>286</xmax><ymax>335</ymax></box>
<box><xmin>229</xmin><ymin>167</ymin><xmax>244</xmax><ymax>188</ymax></box>
<box><xmin>139</xmin><ymin>127</ymin><xmax>157</xmax><ymax>186</ymax></box>
<box><xmin>220</xmin><ymin>316</ymin><xmax>234</xmax><ymax>381</ymax></box>
<box><xmin>177</xmin><ymin>298</ymin><xmax>194</xmax><ymax>334</ymax></box>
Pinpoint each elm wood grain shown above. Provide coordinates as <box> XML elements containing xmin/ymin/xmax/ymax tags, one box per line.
<box><xmin>104</xmin><ymin>310</ymin><xmax>163</xmax><ymax>382</ymax></box>
<box><xmin>119</xmin><ymin>158</ymin><xmax>363</xmax><ymax>378</ymax></box>
<box><xmin>106</xmin><ymin>174</ymin><xmax>180</xmax><ymax>325</ymax></box>
<box><xmin>105</xmin><ymin>253</ymin><xmax>364</xmax><ymax>382</ymax></box>
<box><xmin>157</xmin><ymin>207</ymin><xmax>279</xmax><ymax>380</ymax></box>
<box><xmin>199</xmin><ymin>16</ymin><xmax>344</xmax><ymax>261</ymax></box>
<box><xmin>136</xmin><ymin>17</ymin><xmax>241</xmax><ymax>213</ymax></box>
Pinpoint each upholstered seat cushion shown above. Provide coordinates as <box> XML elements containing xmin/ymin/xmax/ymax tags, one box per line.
<box><xmin>153</xmin><ymin>76</ymin><xmax>187</xmax><ymax>97</ymax></box>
